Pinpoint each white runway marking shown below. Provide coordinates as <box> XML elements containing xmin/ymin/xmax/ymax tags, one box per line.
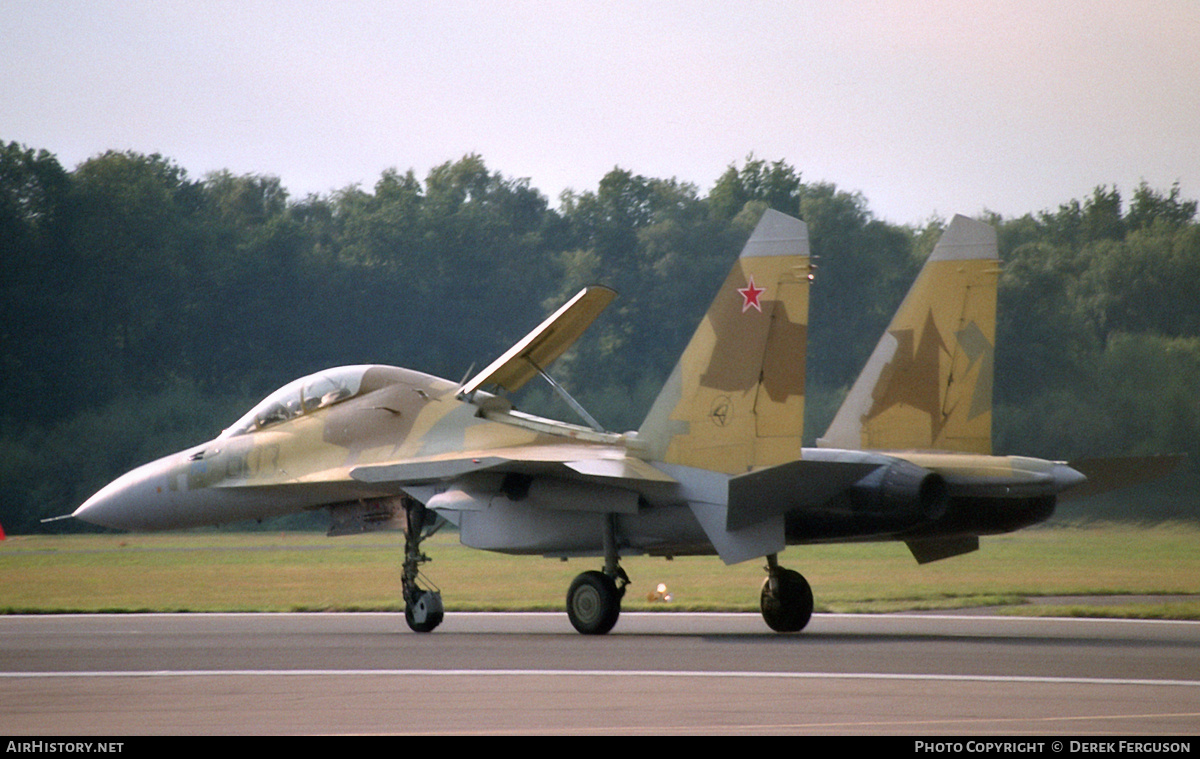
<box><xmin>6</xmin><ymin>668</ymin><xmax>1200</xmax><ymax>688</ymax></box>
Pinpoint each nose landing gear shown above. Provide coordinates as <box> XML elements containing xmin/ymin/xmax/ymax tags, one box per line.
<box><xmin>401</xmin><ymin>497</ymin><xmax>444</xmax><ymax>633</ymax></box>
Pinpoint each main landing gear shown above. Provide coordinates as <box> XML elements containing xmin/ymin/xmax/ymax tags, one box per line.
<box><xmin>760</xmin><ymin>553</ymin><xmax>814</xmax><ymax>633</ymax></box>
<box><xmin>401</xmin><ymin>497</ymin><xmax>444</xmax><ymax>633</ymax></box>
<box><xmin>566</xmin><ymin>514</ymin><xmax>629</xmax><ymax>635</ymax></box>
<box><xmin>398</xmin><ymin>498</ymin><xmax>811</xmax><ymax>635</ymax></box>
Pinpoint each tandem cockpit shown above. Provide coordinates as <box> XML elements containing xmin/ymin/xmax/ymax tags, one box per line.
<box><xmin>220</xmin><ymin>365</ymin><xmax>370</xmax><ymax>438</ymax></box>
<box><xmin>219</xmin><ymin>362</ymin><xmax>520</xmax><ymax>439</ymax></box>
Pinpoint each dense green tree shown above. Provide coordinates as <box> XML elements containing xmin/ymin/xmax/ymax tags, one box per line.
<box><xmin>69</xmin><ymin>151</ymin><xmax>207</xmax><ymax>394</ymax></box>
<box><xmin>800</xmin><ymin>182</ymin><xmax>915</xmax><ymax>395</ymax></box>
<box><xmin>1037</xmin><ymin>185</ymin><xmax>1125</xmax><ymax>247</ymax></box>
<box><xmin>330</xmin><ymin>155</ymin><xmax>563</xmax><ymax>382</ymax></box>
<box><xmin>1083</xmin><ymin>225</ymin><xmax>1200</xmax><ymax>339</ymax></box>
<box><xmin>996</xmin><ymin>240</ymin><xmax>1100</xmax><ymax>403</ymax></box>
<box><xmin>0</xmin><ymin>143</ymin><xmax>75</xmax><ymax>426</ymax></box>
<box><xmin>708</xmin><ymin>155</ymin><xmax>802</xmax><ymax>221</ymax></box>
<box><xmin>203</xmin><ymin>171</ymin><xmax>288</xmax><ymax>236</ymax></box>
<box><xmin>1126</xmin><ymin>181</ymin><xmax>1197</xmax><ymax>232</ymax></box>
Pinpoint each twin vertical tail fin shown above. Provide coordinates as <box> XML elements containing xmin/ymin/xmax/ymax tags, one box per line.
<box><xmin>818</xmin><ymin>215</ymin><xmax>1001</xmax><ymax>454</ymax></box>
<box><xmin>638</xmin><ymin>209</ymin><xmax>812</xmax><ymax>474</ymax></box>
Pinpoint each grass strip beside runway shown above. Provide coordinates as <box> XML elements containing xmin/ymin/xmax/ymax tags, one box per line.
<box><xmin>1</xmin><ymin>522</ymin><xmax>1198</xmax><ymax>618</ymax></box>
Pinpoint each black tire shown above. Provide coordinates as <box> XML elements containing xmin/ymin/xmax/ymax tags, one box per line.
<box><xmin>566</xmin><ymin>570</ymin><xmax>621</xmax><ymax>635</ymax></box>
<box><xmin>404</xmin><ymin>590</ymin><xmax>444</xmax><ymax>633</ymax></box>
<box><xmin>760</xmin><ymin>568</ymin><xmax>813</xmax><ymax>633</ymax></box>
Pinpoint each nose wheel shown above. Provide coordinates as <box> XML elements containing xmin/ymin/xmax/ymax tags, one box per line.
<box><xmin>401</xmin><ymin>497</ymin><xmax>444</xmax><ymax>633</ymax></box>
<box><xmin>405</xmin><ymin>588</ymin><xmax>444</xmax><ymax>633</ymax></box>
<box><xmin>760</xmin><ymin>554</ymin><xmax>813</xmax><ymax>633</ymax></box>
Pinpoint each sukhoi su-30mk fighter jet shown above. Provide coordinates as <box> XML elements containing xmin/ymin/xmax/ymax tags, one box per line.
<box><xmin>73</xmin><ymin>210</ymin><xmax>1093</xmax><ymax>634</ymax></box>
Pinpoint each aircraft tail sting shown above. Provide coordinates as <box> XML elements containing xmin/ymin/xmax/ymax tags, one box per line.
<box><xmin>638</xmin><ymin>209</ymin><xmax>813</xmax><ymax>473</ymax></box>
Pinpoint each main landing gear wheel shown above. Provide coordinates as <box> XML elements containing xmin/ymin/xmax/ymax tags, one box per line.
<box><xmin>565</xmin><ymin>513</ymin><xmax>629</xmax><ymax>635</ymax></box>
<box><xmin>760</xmin><ymin>564</ymin><xmax>813</xmax><ymax>633</ymax></box>
<box><xmin>567</xmin><ymin>570</ymin><xmax>622</xmax><ymax>635</ymax></box>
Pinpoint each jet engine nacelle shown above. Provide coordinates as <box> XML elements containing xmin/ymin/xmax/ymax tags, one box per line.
<box><xmin>777</xmin><ymin>452</ymin><xmax>949</xmax><ymax>542</ymax></box>
<box><xmin>848</xmin><ymin>458</ymin><xmax>949</xmax><ymax>522</ymax></box>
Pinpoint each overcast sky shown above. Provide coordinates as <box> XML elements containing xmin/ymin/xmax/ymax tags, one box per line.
<box><xmin>3</xmin><ymin>1</ymin><xmax>1197</xmax><ymax>225</ymax></box>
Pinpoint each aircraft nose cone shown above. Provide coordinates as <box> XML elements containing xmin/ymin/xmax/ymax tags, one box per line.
<box><xmin>74</xmin><ymin>460</ymin><xmax>171</xmax><ymax>531</ymax></box>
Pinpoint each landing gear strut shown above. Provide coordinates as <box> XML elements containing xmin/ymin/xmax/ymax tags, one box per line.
<box><xmin>760</xmin><ymin>554</ymin><xmax>813</xmax><ymax>633</ymax></box>
<box><xmin>566</xmin><ymin>513</ymin><xmax>628</xmax><ymax>635</ymax></box>
<box><xmin>401</xmin><ymin>497</ymin><xmax>444</xmax><ymax>633</ymax></box>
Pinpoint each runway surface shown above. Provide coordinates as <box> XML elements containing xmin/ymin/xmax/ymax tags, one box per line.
<box><xmin>2</xmin><ymin>611</ymin><xmax>1198</xmax><ymax>735</ymax></box>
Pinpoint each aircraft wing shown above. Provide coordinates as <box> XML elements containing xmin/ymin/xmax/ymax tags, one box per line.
<box><xmin>348</xmin><ymin>445</ymin><xmax>676</xmax><ymax>523</ymax></box>
<box><xmin>459</xmin><ymin>286</ymin><xmax>617</xmax><ymax>396</ymax></box>
<box><xmin>349</xmin><ymin>444</ymin><xmax>676</xmax><ymax>489</ymax></box>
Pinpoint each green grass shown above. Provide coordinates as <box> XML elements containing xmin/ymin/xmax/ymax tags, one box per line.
<box><xmin>1</xmin><ymin>522</ymin><xmax>1198</xmax><ymax>618</ymax></box>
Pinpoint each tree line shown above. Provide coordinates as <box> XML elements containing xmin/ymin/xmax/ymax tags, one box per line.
<box><xmin>2</xmin><ymin>142</ymin><xmax>1197</xmax><ymax>532</ymax></box>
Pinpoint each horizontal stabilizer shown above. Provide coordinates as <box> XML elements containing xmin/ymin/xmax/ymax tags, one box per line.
<box><xmin>726</xmin><ymin>459</ymin><xmax>881</xmax><ymax>531</ymax></box>
<box><xmin>1060</xmin><ymin>454</ymin><xmax>1185</xmax><ymax>501</ymax></box>
<box><xmin>905</xmin><ymin>535</ymin><xmax>979</xmax><ymax>564</ymax></box>
<box><xmin>459</xmin><ymin>286</ymin><xmax>616</xmax><ymax>397</ymax></box>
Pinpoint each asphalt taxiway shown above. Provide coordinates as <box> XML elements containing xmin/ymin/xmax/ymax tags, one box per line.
<box><xmin>2</xmin><ymin>612</ymin><xmax>1198</xmax><ymax>735</ymax></box>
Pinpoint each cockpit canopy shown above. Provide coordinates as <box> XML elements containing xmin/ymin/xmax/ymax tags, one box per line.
<box><xmin>221</xmin><ymin>365</ymin><xmax>371</xmax><ymax>438</ymax></box>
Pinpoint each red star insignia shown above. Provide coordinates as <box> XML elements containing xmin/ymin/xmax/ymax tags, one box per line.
<box><xmin>738</xmin><ymin>275</ymin><xmax>765</xmax><ymax>313</ymax></box>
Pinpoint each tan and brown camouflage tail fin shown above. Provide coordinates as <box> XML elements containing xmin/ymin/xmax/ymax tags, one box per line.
<box><xmin>818</xmin><ymin>214</ymin><xmax>1000</xmax><ymax>454</ymax></box>
<box><xmin>638</xmin><ymin>209</ymin><xmax>811</xmax><ymax>474</ymax></box>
